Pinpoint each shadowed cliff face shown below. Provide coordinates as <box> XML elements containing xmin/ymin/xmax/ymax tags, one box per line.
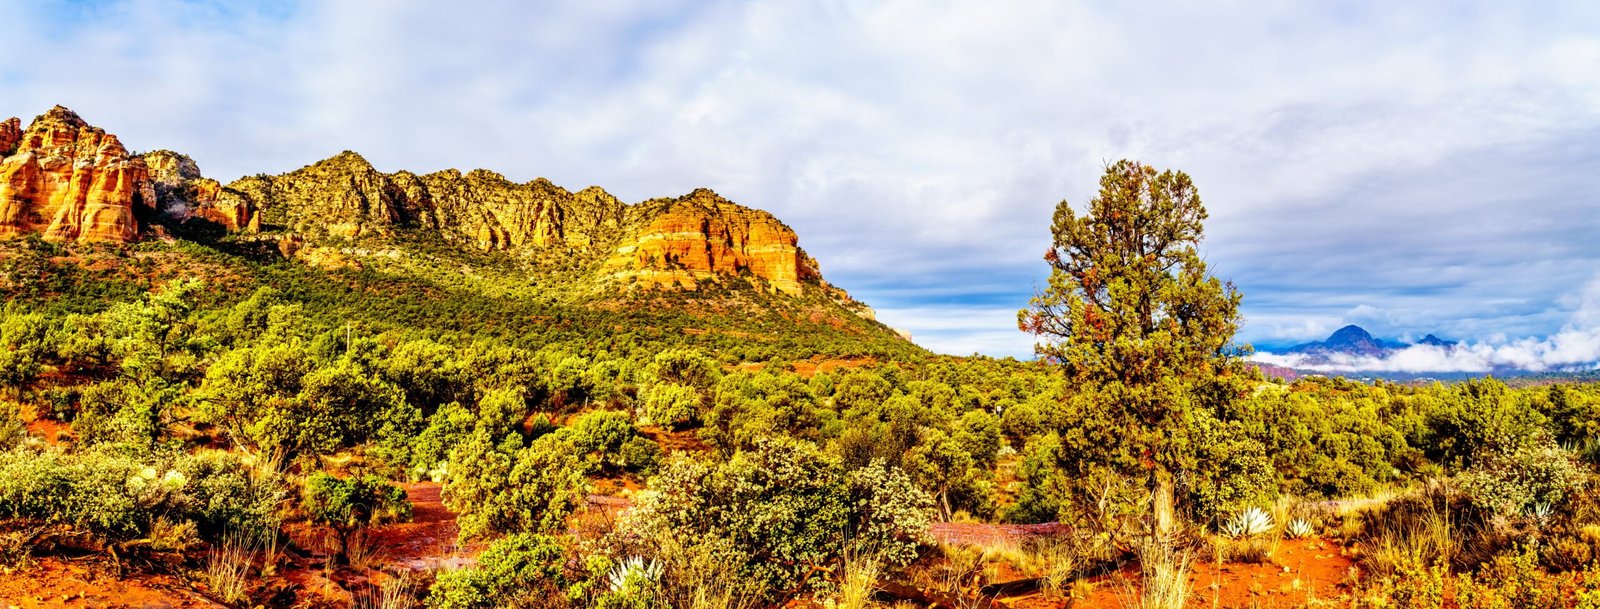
<box><xmin>0</xmin><ymin>106</ymin><xmax>151</xmax><ymax>243</ymax></box>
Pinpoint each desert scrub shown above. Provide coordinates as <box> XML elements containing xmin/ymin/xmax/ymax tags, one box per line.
<box><xmin>0</xmin><ymin>444</ymin><xmax>285</xmax><ymax>542</ymax></box>
<box><xmin>621</xmin><ymin>437</ymin><xmax>933</xmax><ymax>600</ymax></box>
<box><xmin>302</xmin><ymin>472</ymin><xmax>411</xmax><ymax>563</ymax></box>
<box><xmin>1457</xmin><ymin>436</ymin><xmax>1587</xmax><ymax>523</ymax></box>
<box><xmin>443</xmin><ymin>428</ymin><xmax>587</xmax><ymax>540</ymax></box>
<box><xmin>426</xmin><ymin>533</ymin><xmax>572</xmax><ymax>609</ymax></box>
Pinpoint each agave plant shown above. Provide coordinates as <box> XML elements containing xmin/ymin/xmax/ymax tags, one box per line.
<box><xmin>1524</xmin><ymin>502</ymin><xmax>1555</xmax><ymax>527</ymax></box>
<box><xmin>607</xmin><ymin>555</ymin><xmax>664</xmax><ymax>594</ymax></box>
<box><xmin>1222</xmin><ymin>507</ymin><xmax>1274</xmax><ymax>538</ymax></box>
<box><xmin>1285</xmin><ymin>518</ymin><xmax>1315</xmax><ymax>539</ymax></box>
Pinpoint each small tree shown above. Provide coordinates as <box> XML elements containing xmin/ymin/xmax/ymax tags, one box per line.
<box><xmin>302</xmin><ymin>473</ymin><xmax>411</xmax><ymax>563</ymax></box>
<box><xmin>1019</xmin><ymin>160</ymin><xmax>1249</xmax><ymax>539</ymax></box>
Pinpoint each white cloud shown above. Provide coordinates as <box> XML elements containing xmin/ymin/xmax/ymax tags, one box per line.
<box><xmin>2</xmin><ymin>1</ymin><xmax>1598</xmax><ymax>357</ymax></box>
<box><xmin>1259</xmin><ymin>274</ymin><xmax>1600</xmax><ymax>372</ymax></box>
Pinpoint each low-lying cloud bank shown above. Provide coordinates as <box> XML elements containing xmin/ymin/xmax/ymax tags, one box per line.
<box><xmin>1254</xmin><ymin>328</ymin><xmax>1600</xmax><ymax>373</ymax></box>
<box><xmin>1257</xmin><ymin>275</ymin><xmax>1600</xmax><ymax>373</ymax></box>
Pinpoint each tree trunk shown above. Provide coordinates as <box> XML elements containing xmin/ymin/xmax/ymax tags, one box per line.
<box><xmin>1153</xmin><ymin>469</ymin><xmax>1175</xmax><ymax>543</ymax></box>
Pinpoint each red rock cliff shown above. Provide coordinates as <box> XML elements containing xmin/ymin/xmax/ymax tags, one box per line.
<box><xmin>606</xmin><ymin>189</ymin><xmax>820</xmax><ymax>295</ymax></box>
<box><xmin>0</xmin><ymin>106</ymin><xmax>150</xmax><ymax>243</ymax></box>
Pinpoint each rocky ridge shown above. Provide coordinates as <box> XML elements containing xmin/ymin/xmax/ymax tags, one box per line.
<box><xmin>0</xmin><ymin>106</ymin><xmax>846</xmax><ymax>300</ymax></box>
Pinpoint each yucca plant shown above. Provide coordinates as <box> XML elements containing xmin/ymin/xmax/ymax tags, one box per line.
<box><xmin>608</xmin><ymin>555</ymin><xmax>664</xmax><ymax>594</ymax></box>
<box><xmin>1222</xmin><ymin>507</ymin><xmax>1274</xmax><ymax>538</ymax></box>
<box><xmin>1524</xmin><ymin>502</ymin><xmax>1555</xmax><ymax>528</ymax></box>
<box><xmin>1285</xmin><ymin>518</ymin><xmax>1315</xmax><ymax>539</ymax></box>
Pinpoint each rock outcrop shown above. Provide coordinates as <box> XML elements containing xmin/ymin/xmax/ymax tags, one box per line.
<box><xmin>0</xmin><ymin>106</ymin><xmax>151</xmax><ymax>242</ymax></box>
<box><xmin>219</xmin><ymin>154</ymin><xmax>825</xmax><ymax>294</ymax></box>
<box><xmin>0</xmin><ymin>118</ymin><xmax>20</xmax><ymax>157</ymax></box>
<box><xmin>221</xmin><ymin>153</ymin><xmax>627</xmax><ymax>250</ymax></box>
<box><xmin>141</xmin><ymin>150</ymin><xmax>253</xmax><ymax>232</ymax></box>
<box><xmin>0</xmin><ymin>105</ymin><xmax>841</xmax><ymax>299</ymax></box>
<box><xmin>605</xmin><ymin>189</ymin><xmax>820</xmax><ymax>295</ymax></box>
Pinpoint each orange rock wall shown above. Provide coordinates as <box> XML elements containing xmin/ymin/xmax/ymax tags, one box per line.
<box><xmin>607</xmin><ymin>189</ymin><xmax>818</xmax><ymax>295</ymax></box>
<box><xmin>0</xmin><ymin>107</ymin><xmax>149</xmax><ymax>243</ymax></box>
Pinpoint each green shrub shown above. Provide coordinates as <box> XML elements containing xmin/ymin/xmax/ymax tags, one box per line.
<box><xmin>0</xmin><ymin>400</ymin><xmax>24</xmax><ymax>450</ymax></box>
<box><xmin>624</xmin><ymin>438</ymin><xmax>932</xmax><ymax>599</ymax></box>
<box><xmin>410</xmin><ymin>401</ymin><xmax>476</xmax><ymax>481</ymax></box>
<box><xmin>444</xmin><ymin>431</ymin><xmax>587</xmax><ymax>540</ymax></box>
<box><xmin>637</xmin><ymin>382</ymin><xmax>699</xmax><ymax>429</ymax></box>
<box><xmin>618</xmin><ymin>436</ymin><xmax>661</xmax><ymax>474</ymax></box>
<box><xmin>1457</xmin><ymin>437</ymin><xmax>1588</xmax><ymax>521</ymax></box>
<box><xmin>426</xmin><ymin>533</ymin><xmax>571</xmax><ymax>609</ymax></box>
<box><xmin>0</xmin><ymin>445</ymin><xmax>285</xmax><ymax>541</ymax></box>
<box><xmin>559</xmin><ymin>410</ymin><xmax>640</xmax><ymax>471</ymax></box>
<box><xmin>302</xmin><ymin>472</ymin><xmax>411</xmax><ymax>562</ymax></box>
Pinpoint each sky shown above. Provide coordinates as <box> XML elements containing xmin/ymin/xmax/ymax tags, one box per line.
<box><xmin>2</xmin><ymin>0</ymin><xmax>1598</xmax><ymax>365</ymax></box>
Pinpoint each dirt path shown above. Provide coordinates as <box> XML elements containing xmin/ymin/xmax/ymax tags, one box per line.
<box><xmin>367</xmin><ymin>482</ymin><xmax>475</xmax><ymax>571</ymax></box>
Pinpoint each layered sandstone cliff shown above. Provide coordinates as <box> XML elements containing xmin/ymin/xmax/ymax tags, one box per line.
<box><xmin>0</xmin><ymin>106</ymin><xmax>151</xmax><ymax>242</ymax></box>
<box><xmin>604</xmin><ymin>189</ymin><xmax>820</xmax><ymax>295</ymax></box>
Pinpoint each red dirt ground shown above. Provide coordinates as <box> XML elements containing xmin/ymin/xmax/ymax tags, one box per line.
<box><xmin>1022</xmin><ymin>538</ymin><xmax>1356</xmax><ymax>609</ymax></box>
<box><xmin>367</xmin><ymin>482</ymin><xmax>474</xmax><ymax>572</ymax></box>
<box><xmin>0</xmin><ymin>556</ymin><xmax>224</xmax><ymax>608</ymax></box>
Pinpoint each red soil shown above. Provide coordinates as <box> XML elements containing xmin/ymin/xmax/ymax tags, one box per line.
<box><xmin>0</xmin><ymin>556</ymin><xmax>224</xmax><ymax>608</ymax></box>
<box><xmin>1029</xmin><ymin>538</ymin><xmax>1355</xmax><ymax>609</ymax></box>
<box><xmin>367</xmin><ymin>482</ymin><xmax>475</xmax><ymax>572</ymax></box>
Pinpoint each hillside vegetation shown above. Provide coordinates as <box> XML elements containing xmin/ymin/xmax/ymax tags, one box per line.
<box><xmin>1</xmin><ymin>122</ymin><xmax>1599</xmax><ymax>608</ymax></box>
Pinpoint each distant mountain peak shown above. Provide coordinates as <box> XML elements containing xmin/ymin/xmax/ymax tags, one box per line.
<box><xmin>1326</xmin><ymin>324</ymin><xmax>1376</xmax><ymax>345</ymax></box>
<box><xmin>1288</xmin><ymin>324</ymin><xmax>1410</xmax><ymax>358</ymax></box>
<box><xmin>1417</xmin><ymin>334</ymin><xmax>1458</xmax><ymax>347</ymax></box>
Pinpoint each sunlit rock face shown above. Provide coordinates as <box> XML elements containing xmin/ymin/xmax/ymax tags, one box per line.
<box><xmin>0</xmin><ymin>106</ymin><xmax>151</xmax><ymax>243</ymax></box>
<box><xmin>605</xmin><ymin>188</ymin><xmax>820</xmax><ymax>295</ymax></box>
<box><xmin>0</xmin><ymin>105</ymin><xmax>834</xmax><ymax>298</ymax></box>
<box><xmin>143</xmin><ymin>150</ymin><xmax>255</xmax><ymax>232</ymax></box>
<box><xmin>222</xmin><ymin>159</ymin><xmax>823</xmax><ymax>294</ymax></box>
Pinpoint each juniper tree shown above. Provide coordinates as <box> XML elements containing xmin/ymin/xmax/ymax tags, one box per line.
<box><xmin>1019</xmin><ymin>160</ymin><xmax>1249</xmax><ymax>538</ymax></box>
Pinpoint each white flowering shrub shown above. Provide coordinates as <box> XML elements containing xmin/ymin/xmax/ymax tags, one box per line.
<box><xmin>1457</xmin><ymin>438</ymin><xmax>1588</xmax><ymax>522</ymax></box>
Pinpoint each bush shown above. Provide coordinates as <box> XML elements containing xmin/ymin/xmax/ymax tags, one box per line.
<box><xmin>444</xmin><ymin>431</ymin><xmax>587</xmax><ymax>540</ymax></box>
<box><xmin>1457</xmin><ymin>437</ymin><xmax>1588</xmax><ymax>521</ymax></box>
<box><xmin>410</xmin><ymin>401</ymin><xmax>476</xmax><ymax>480</ymax></box>
<box><xmin>302</xmin><ymin>472</ymin><xmax>411</xmax><ymax>562</ymax></box>
<box><xmin>0</xmin><ymin>445</ymin><xmax>285</xmax><ymax>542</ymax></box>
<box><xmin>618</xmin><ymin>436</ymin><xmax>661</xmax><ymax>474</ymax></box>
<box><xmin>426</xmin><ymin>533</ymin><xmax>571</xmax><ymax>609</ymax></box>
<box><xmin>623</xmin><ymin>438</ymin><xmax>933</xmax><ymax>599</ymax></box>
<box><xmin>637</xmin><ymin>382</ymin><xmax>699</xmax><ymax>429</ymax></box>
<box><xmin>561</xmin><ymin>410</ymin><xmax>637</xmax><ymax>466</ymax></box>
<box><xmin>0</xmin><ymin>400</ymin><xmax>24</xmax><ymax>451</ymax></box>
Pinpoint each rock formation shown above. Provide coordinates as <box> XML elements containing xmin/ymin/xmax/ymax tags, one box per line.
<box><xmin>142</xmin><ymin>150</ymin><xmax>254</xmax><ymax>232</ymax></box>
<box><xmin>0</xmin><ymin>106</ymin><xmax>151</xmax><ymax>243</ymax></box>
<box><xmin>0</xmin><ymin>105</ymin><xmax>843</xmax><ymax>299</ymax></box>
<box><xmin>604</xmin><ymin>189</ymin><xmax>820</xmax><ymax>295</ymax></box>
<box><xmin>0</xmin><ymin>118</ymin><xmax>20</xmax><ymax>157</ymax></box>
<box><xmin>218</xmin><ymin>154</ymin><xmax>824</xmax><ymax>294</ymax></box>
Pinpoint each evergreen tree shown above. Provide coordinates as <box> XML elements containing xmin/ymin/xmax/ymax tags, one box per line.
<box><xmin>1019</xmin><ymin>160</ymin><xmax>1250</xmax><ymax>538</ymax></box>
